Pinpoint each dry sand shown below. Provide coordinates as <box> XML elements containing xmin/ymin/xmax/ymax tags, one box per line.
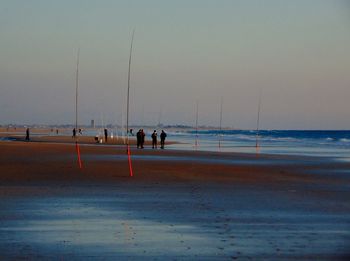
<box><xmin>0</xmin><ymin>138</ymin><xmax>350</xmax><ymax>260</ymax></box>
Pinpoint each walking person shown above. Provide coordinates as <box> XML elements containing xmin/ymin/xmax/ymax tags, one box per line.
<box><xmin>136</xmin><ymin>129</ymin><xmax>142</xmax><ymax>148</ymax></box>
<box><xmin>151</xmin><ymin>130</ymin><xmax>157</xmax><ymax>149</ymax></box>
<box><xmin>141</xmin><ymin>129</ymin><xmax>145</xmax><ymax>149</ymax></box>
<box><xmin>104</xmin><ymin>128</ymin><xmax>108</xmax><ymax>143</ymax></box>
<box><xmin>25</xmin><ymin>128</ymin><xmax>30</xmax><ymax>141</ymax></box>
<box><xmin>160</xmin><ymin>130</ymin><xmax>167</xmax><ymax>149</ymax></box>
<box><xmin>72</xmin><ymin>128</ymin><xmax>76</xmax><ymax>138</ymax></box>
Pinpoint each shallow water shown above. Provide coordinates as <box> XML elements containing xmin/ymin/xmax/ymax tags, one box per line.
<box><xmin>163</xmin><ymin>129</ymin><xmax>350</xmax><ymax>161</ymax></box>
<box><xmin>1</xmin><ymin>182</ymin><xmax>349</xmax><ymax>260</ymax></box>
<box><xmin>81</xmin><ymin>153</ymin><xmax>334</xmax><ymax>168</ymax></box>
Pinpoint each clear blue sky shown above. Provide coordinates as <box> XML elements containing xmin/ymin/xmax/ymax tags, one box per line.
<box><xmin>1</xmin><ymin>0</ymin><xmax>349</xmax><ymax>129</ymax></box>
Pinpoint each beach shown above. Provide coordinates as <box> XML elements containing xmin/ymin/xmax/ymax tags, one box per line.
<box><xmin>0</xmin><ymin>136</ymin><xmax>349</xmax><ymax>260</ymax></box>
<box><xmin>2</xmin><ymin>0</ymin><xmax>350</xmax><ymax>259</ymax></box>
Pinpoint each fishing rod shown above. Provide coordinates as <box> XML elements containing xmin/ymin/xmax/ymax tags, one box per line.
<box><xmin>256</xmin><ymin>89</ymin><xmax>262</xmax><ymax>149</ymax></box>
<box><xmin>126</xmin><ymin>30</ymin><xmax>135</xmax><ymax>177</ymax></box>
<box><xmin>75</xmin><ymin>48</ymin><xmax>82</xmax><ymax>169</ymax></box>
<box><xmin>219</xmin><ymin>96</ymin><xmax>223</xmax><ymax>149</ymax></box>
<box><xmin>126</xmin><ymin>30</ymin><xmax>135</xmax><ymax>147</ymax></box>
<box><xmin>195</xmin><ymin>101</ymin><xmax>199</xmax><ymax>149</ymax></box>
<box><xmin>121</xmin><ymin>110</ymin><xmax>126</xmax><ymax>144</ymax></box>
<box><xmin>157</xmin><ymin>106</ymin><xmax>162</xmax><ymax>127</ymax></box>
<box><xmin>100</xmin><ymin>112</ymin><xmax>104</xmax><ymax>143</ymax></box>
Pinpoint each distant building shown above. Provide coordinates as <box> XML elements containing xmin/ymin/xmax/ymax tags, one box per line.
<box><xmin>91</xmin><ymin>120</ymin><xmax>95</xmax><ymax>128</ymax></box>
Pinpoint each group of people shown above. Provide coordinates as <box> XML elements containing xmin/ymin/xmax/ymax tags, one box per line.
<box><xmin>137</xmin><ymin>129</ymin><xmax>167</xmax><ymax>149</ymax></box>
<box><xmin>72</xmin><ymin>128</ymin><xmax>83</xmax><ymax>138</ymax></box>
<box><xmin>71</xmin><ymin>127</ymin><xmax>167</xmax><ymax>148</ymax></box>
<box><xmin>151</xmin><ymin>130</ymin><xmax>167</xmax><ymax>149</ymax></box>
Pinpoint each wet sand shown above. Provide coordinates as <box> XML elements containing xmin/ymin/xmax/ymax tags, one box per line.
<box><xmin>0</xmin><ymin>139</ymin><xmax>350</xmax><ymax>260</ymax></box>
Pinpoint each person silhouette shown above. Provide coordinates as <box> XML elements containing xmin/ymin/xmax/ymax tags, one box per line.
<box><xmin>104</xmin><ymin>128</ymin><xmax>108</xmax><ymax>143</ymax></box>
<box><xmin>160</xmin><ymin>130</ymin><xmax>167</xmax><ymax>149</ymax></box>
<box><xmin>151</xmin><ymin>130</ymin><xmax>157</xmax><ymax>149</ymax></box>
<box><xmin>141</xmin><ymin>129</ymin><xmax>145</xmax><ymax>149</ymax></box>
<box><xmin>25</xmin><ymin>128</ymin><xmax>30</xmax><ymax>141</ymax></box>
<box><xmin>136</xmin><ymin>129</ymin><xmax>142</xmax><ymax>148</ymax></box>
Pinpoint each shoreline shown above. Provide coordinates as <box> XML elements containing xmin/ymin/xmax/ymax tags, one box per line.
<box><xmin>0</xmin><ymin>133</ymin><xmax>343</xmax><ymax>159</ymax></box>
<box><xmin>2</xmin><ymin>128</ymin><xmax>350</xmax><ymax>161</ymax></box>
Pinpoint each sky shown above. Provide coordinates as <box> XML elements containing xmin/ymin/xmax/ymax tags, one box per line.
<box><xmin>1</xmin><ymin>0</ymin><xmax>350</xmax><ymax>129</ymax></box>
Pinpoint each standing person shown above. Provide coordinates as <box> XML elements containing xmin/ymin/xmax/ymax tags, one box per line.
<box><xmin>151</xmin><ymin>130</ymin><xmax>157</xmax><ymax>149</ymax></box>
<box><xmin>25</xmin><ymin>128</ymin><xmax>30</xmax><ymax>141</ymax></box>
<box><xmin>160</xmin><ymin>130</ymin><xmax>167</xmax><ymax>149</ymax></box>
<box><xmin>136</xmin><ymin>129</ymin><xmax>141</xmax><ymax>148</ymax></box>
<box><xmin>104</xmin><ymin>128</ymin><xmax>108</xmax><ymax>143</ymax></box>
<box><xmin>141</xmin><ymin>129</ymin><xmax>145</xmax><ymax>149</ymax></box>
<box><xmin>72</xmin><ymin>128</ymin><xmax>76</xmax><ymax>138</ymax></box>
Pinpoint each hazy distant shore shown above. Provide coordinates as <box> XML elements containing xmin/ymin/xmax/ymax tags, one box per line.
<box><xmin>0</xmin><ymin>126</ymin><xmax>179</xmax><ymax>146</ymax></box>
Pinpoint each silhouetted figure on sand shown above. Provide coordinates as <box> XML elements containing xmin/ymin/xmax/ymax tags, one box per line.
<box><xmin>160</xmin><ymin>130</ymin><xmax>167</xmax><ymax>149</ymax></box>
<box><xmin>141</xmin><ymin>129</ymin><xmax>145</xmax><ymax>149</ymax></box>
<box><xmin>25</xmin><ymin>128</ymin><xmax>30</xmax><ymax>141</ymax></box>
<box><xmin>72</xmin><ymin>128</ymin><xmax>76</xmax><ymax>138</ymax></box>
<box><xmin>151</xmin><ymin>130</ymin><xmax>157</xmax><ymax>149</ymax></box>
<box><xmin>104</xmin><ymin>128</ymin><xmax>108</xmax><ymax>143</ymax></box>
<box><xmin>136</xmin><ymin>129</ymin><xmax>142</xmax><ymax>148</ymax></box>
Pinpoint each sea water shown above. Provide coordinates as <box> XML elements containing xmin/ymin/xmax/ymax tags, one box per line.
<box><xmin>76</xmin><ymin>128</ymin><xmax>350</xmax><ymax>160</ymax></box>
<box><xmin>164</xmin><ymin>129</ymin><xmax>350</xmax><ymax>160</ymax></box>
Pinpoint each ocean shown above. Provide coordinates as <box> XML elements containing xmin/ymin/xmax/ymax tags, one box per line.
<box><xmin>164</xmin><ymin>129</ymin><xmax>350</xmax><ymax>160</ymax></box>
<box><xmin>63</xmin><ymin>128</ymin><xmax>350</xmax><ymax>159</ymax></box>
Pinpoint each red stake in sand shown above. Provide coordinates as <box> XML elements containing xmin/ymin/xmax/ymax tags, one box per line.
<box><xmin>75</xmin><ymin>141</ymin><xmax>82</xmax><ymax>169</ymax></box>
<box><xmin>127</xmin><ymin>145</ymin><xmax>133</xmax><ymax>177</ymax></box>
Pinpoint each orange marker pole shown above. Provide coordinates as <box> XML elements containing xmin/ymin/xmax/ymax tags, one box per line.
<box><xmin>127</xmin><ymin>145</ymin><xmax>133</xmax><ymax>177</ymax></box>
<box><xmin>75</xmin><ymin>141</ymin><xmax>83</xmax><ymax>169</ymax></box>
